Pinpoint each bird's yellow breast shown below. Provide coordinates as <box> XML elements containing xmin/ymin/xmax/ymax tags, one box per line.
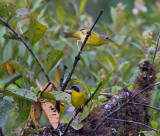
<box><xmin>71</xmin><ymin>90</ymin><xmax>87</xmax><ymax>109</ymax></box>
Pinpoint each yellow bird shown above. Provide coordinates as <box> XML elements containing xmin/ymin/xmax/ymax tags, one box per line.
<box><xmin>70</xmin><ymin>85</ymin><xmax>88</xmax><ymax>118</ymax></box>
<box><xmin>64</xmin><ymin>29</ymin><xmax>114</xmax><ymax>51</ymax></box>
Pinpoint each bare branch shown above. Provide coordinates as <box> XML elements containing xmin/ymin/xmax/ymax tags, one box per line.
<box><xmin>129</xmin><ymin>102</ymin><xmax>160</xmax><ymax>112</ymax></box>
<box><xmin>106</xmin><ymin>118</ymin><xmax>158</xmax><ymax>133</ymax></box>
<box><xmin>64</xmin><ymin>90</ymin><xmax>114</xmax><ymax>98</ymax></box>
<box><xmin>38</xmin><ymin>82</ymin><xmax>51</xmax><ymax>97</ymax></box>
<box><xmin>59</xmin><ymin>65</ymin><xmax>67</xmax><ymax>91</ymax></box>
<box><xmin>0</xmin><ymin>17</ymin><xmax>58</xmax><ymax>91</ymax></box>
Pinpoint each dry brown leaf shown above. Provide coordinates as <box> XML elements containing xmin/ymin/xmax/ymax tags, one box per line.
<box><xmin>39</xmin><ymin>99</ymin><xmax>59</xmax><ymax>129</ymax></box>
<box><xmin>6</xmin><ymin>62</ymin><xmax>17</xmax><ymax>75</ymax></box>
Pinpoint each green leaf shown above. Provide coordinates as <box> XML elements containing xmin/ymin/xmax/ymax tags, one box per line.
<box><xmin>12</xmin><ymin>106</ymin><xmax>30</xmax><ymax>130</ymax></box>
<box><xmin>3</xmin><ymin>89</ymin><xmax>37</xmax><ymax>101</ymax></box>
<box><xmin>101</xmin><ymin>54</ymin><xmax>112</xmax><ymax>71</ymax></box>
<box><xmin>4</xmin><ymin>115</ymin><xmax>13</xmax><ymax>134</ymax></box>
<box><xmin>3</xmin><ymin>32</ymin><xmax>19</xmax><ymax>40</ymax></box>
<box><xmin>93</xmin><ymin>71</ymin><xmax>114</xmax><ymax>100</ymax></box>
<box><xmin>42</xmin><ymin>91</ymin><xmax>71</xmax><ymax>105</ymax></box>
<box><xmin>139</xmin><ymin>130</ymin><xmax>158</xmax><ymax>136</ymax></box>
<box><xmin>72</xmin><ymin>79</ymin><xmax>91</xmax><ymax>95</ymax></box>
<box><xmin>0</xmin><ymin>96</ymin><xmax>12</xmax><ymax>127</ymax></box>
<box><xmin>110</xmin><ymin>7</ymin><xmax>116</xmax><ymax>24</ymax></box>
<box><xmin>16</xmin><ymin>8</ymin><xmax>28</xmax><ymax>16</ymax></box>
<box><xmin>3</xmin><ymin>73</ymin><xmax>22</xmax><ymax>90</ymax></box>
<box><xmin>80</xmin><ymin>0</ymin><xmax>87</xmax><ymax>13</ymax></box>
<box><xmin>108</xmin><ymin>53</ymin><xmax>117</xmax><ymax>70</ymax></box>
<box><xmin>17</xmin><ymin>56</ymin><xmax>29</xmax><ymax>69</ymax></box>
<box><xmin>8</xmin><ymin>60</ymin><xmax>36</xmax><ymax>87</ymax></box>
<box><xmin>38</xmin><ymin>110</ymin><xmax>50</xmax><ymax>126</ymax></box>
<box><xmin>56</xmin><ymin>6</ymin><xmax>65</xmax><ymax>24</ymax></box>
<box><xmin>43</xmin><ymin>50</ymin><xmax>63</xmax><ymax>73</ymax></box>
<box><xmin>129</xmin><ymin>25</ymin><xmax>142</xmax><ymax>39</ymax></box>
<box><xmin>0</xmin><ymin>2</ymin><xmax>16</xmax><ymax>22</ymax></box>
<box><xmin>116</xmin><ymin>13</ymin><xmax>128</xmax><ymax>25</ymax></box>
<box><xmin>129</xmin><ymin>42</ymin><xmax>142</xmax><ymax>50</ymax></box>
<box><xmin>0</xmin><ymin>62</ymin><xmax>7</xmax><ymax>78</ymax></box>
<box><xmin>150</xmin><ymin>120</ymin><xmax>158</xmax><ymax>129</ymax></box>
<box><xmin>25</xmin><ymin>16</ymin><xmax>48</xmax><ymax>46</ymax></box>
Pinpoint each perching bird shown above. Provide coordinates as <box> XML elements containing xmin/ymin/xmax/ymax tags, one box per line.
<box><xmin>64</xmin><ymin>29</ymin><xmax>114</xmax><ymax>51</ymax></box>
<box><xmin>70</xmin><ymin>85</ymin><xmax>88</xmax><ymax>118</ymax></box>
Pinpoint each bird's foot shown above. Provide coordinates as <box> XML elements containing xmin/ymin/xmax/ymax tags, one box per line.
<box><xmin>77</xmin><ymin>40</ymin><xmax>82</xmax><ymax>53</ymax></box>
<box><xmin>73</xmin><ymin>111</ymin><xmax>76</xmax><ymax>119</ymax></box>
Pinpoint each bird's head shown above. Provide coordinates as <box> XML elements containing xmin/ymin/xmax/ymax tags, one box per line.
<box><xmin>70</xmin><ymin>85</ymin><xmax>80</xmax><ymax>92</ymax></box>
<box><xmin>100</xmin><ymin>35</ymin><xmax>114</xmax><ymax>43</ymax></box>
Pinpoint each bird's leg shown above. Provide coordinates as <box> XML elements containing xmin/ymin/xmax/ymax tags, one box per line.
<box><xmin>77</xmin><ymin>40</ymin><xmax>82</xmax><ymax>53</ymax></box>
<box><xmin>73</xmin><ymin>108</ymin><xmax>77</xmax><ymax>119</ymax></box>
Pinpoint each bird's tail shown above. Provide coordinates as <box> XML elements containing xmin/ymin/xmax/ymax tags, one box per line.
<box><xmin>63</xmin><ymin>31</ymin><xmax>76</xmax><ymax>38</ymax></box>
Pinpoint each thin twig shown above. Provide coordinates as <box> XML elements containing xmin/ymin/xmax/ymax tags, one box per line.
<box><xmin>106</xmin><ymin>118</ymin><xmax>158</xmax><ymax>133</ymax></box>
<box><xmin>129</xmin><ymin>102</ymin><xmax>160</xmax><ymax>112</ymax></box>
<box><xmin>55</xmin><ymin>65</ymin><xmax>67</xmax><ymax>113</ymax></box>
<box><xmin>91</xmin><ymin>82</ymin><xmax>160</xmax><ymax>136</ymax></box>
<box><xmin>59</xmin><ymin>65</ymin><xmax>67</xmax><ymax>91</ymax></box>
<box><xmin>152</xmin><ymin>30</ymin><xmax>160</xmax><ymax>64</ymax></box>
<box><xmin>0</xmin><ymin>17</ymin><xmax>58</xmax><ymax>91</ymax></box>
<box><xmin>62</xmin><ymin>82</ymin><xmax>102</xmax><ymax>136</ymax></box>
<box><xmin>61</xmin><ymin>9</ymin><xmax>104</xmax><ymax>92</ymax></box>
<box><xmin>39</xmin><ymin>82</ymin><xmax>51</xmax><ymax>97</ymax></box>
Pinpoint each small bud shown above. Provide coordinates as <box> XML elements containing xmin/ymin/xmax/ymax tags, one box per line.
<box><xmin>148</xmin><ymin>46</ymin><xmax>155</xmax><ymax>55</ymax></box>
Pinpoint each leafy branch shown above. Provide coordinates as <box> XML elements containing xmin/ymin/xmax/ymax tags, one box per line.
<box><xmin>0</xmin><ymin>17</ymin><xmax>58</xmax><ymax>91</ymax></box>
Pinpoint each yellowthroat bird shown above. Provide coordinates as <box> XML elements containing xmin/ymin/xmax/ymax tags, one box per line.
<box><xmin>70</xmin><ymin>85</ymin><xmax>88</xmax><ymax>118</ymax></box>
<box><xmin>64</xmin><ymin>29</ymin><xmax>114</xmax><ymax>52</ymax></box>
